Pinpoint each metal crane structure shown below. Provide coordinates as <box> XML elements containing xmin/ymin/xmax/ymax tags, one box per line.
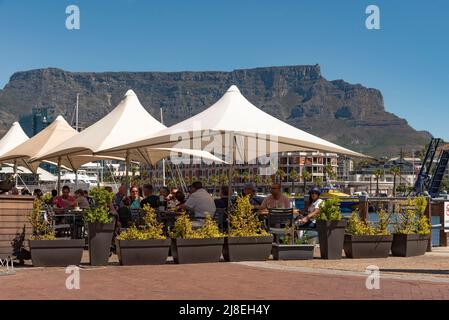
<box><xmin>411</xmin><ymin>138</ymin><xmax>449</xmax><ymax>197</ymax></box>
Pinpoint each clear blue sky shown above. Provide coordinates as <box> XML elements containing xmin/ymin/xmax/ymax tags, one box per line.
<box><xmin>0</xmin><ymin>0</ymin><xmax>448</xmax><ymax>139</ymax></box>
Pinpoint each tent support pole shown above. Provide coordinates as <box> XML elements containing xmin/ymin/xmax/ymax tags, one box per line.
<box><xmin>125</xmin><ymin>150</ymin><xmax>130</xmax><ymax>196</ymax></box>
<box><xmin>227</xmin><ymin>132</ymin><xmax>235</xmax><ymax>215</ymax></box>
<box><xmin>57</xmin><ymin>157</ymin><xmax>61</xmax><ymax>196</ymax></box>
<box><xmin>13</xmin><ymin>160</ymin><xmax>17</xmax><ymax>186</ymax></box>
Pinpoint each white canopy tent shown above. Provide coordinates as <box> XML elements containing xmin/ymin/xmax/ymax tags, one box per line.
<box><xmin>0</xmin><ymin>122</ymin><xmax>29</xmax><ymax>159</ymax></box>
<box><xmin>104</xmin><ymin>85</ymin><xmax>370</xmax><ymax>205</ymax></box>
<box><xmin>105</xmin><ymin>85</ymin><xmax>369</xmax><ymax>161</ymax></box>
<box><xmin>33</xmin><ymin>90</ymin><xmax>226</xmax><ymax>192</ymax></box>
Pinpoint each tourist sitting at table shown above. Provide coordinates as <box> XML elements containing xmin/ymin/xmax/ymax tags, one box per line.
<box><xmin>174</xmin><ymin>190</ymin><xmax>186</xmax><ymax>211</ymax></box>
<box><xmin>259</xmin><ymin>183</ymin><xmax>291</xmax><ymax>210</ymax></box>
<box><xmin>84</xmin><ymin>189</ymin><xmax>95</xmax><ymax>206</ymax></box>
<box><xmin>10</xmin><ymin>187</ymin><xmax>19</xmax><ymax>195</ymax></box>
<box><xmin>295</xmin><ymin>187</ymin><xmax>323</xmax><ymax>229</ymax></box>
<box><xmin>140</xmin><ymin>184</ymin><xmax>159</xmax><ymax>208</ymax></box>
<box><xmin>48</xmin><ymin>189</ymin><xmax>58</xmax><ymax>205</ymax></box>
<box><xmin>179</xmin><ymin>181</ymin><xmax>216</xmax><ymax>225</ymax></box>
<box><xmin>113</xmin><ymin>184</ymin><xmax>126</xmax><ymax>210</ymax></box>
<box><xmin>159</xmin><ymin>186</ymin><xmax>170</xmax><ymax>199</ymax></box>
<box><xmin>128</xmin><ymin>186</ymin><xmax>142</xmax><ymax>209</ymax></box>
<box><xmin>75</xmin><ymin>189</ymin><xmax>90</xmax><ymax>209</ymax></box>
<box><xmin>53</xmin><ymin>185</ymin><xmax>77</xmax><ymax>209</ymax></box>
<box><xmin>214</xmin><ymin>186</ymin><xmax>230</xmax><ymax>211</ymax></box>
<box><xmin>243</xmin><ymin>183</ymin><xmax>263</xmax><ymax>208</ymax></box>
<box><xmin>33</xmin><ymin>189</ymin><xmax>43</xmax><ymax>199</ymax></box>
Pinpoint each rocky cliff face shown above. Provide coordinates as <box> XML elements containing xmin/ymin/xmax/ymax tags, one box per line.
<box><xmin>0</xmin><ymin>65</ymin><xmax>431</xmax><ymax>157</ymax></box>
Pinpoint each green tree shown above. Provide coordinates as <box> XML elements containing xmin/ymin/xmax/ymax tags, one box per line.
<box><xmin>314</xmin><ymin>176</ymin><xmax>323</xmax><ymax>188</ymax></box>
<box><xmin>253</xmin><ymin>174</ymin><xmax>262</xmax><ymax>190</ymax></box>
<box><xmin>373</xmin><ymin>169</ymin><xmax>384</xmax><ymax>196</ymax></box>
<box><xmin>301</xmin><ymin>169</ymin><xmax>311</xmax><ymax>193</ymax></box>
<box><xmin>389</xmin><ymin>166</ymin><xmax>401</xmax><ymax>196</ymax></box>
<box><xmin>324</xmin><ymin>164</ymin><xmax>336</xmax><ymax>183</ymax></box>
<box><xmin>209</xmin><ymin>174</ymin><xmax>219</xmax><ymax>196</ymax></box>
<box><xmin>276</xmin><ymin>169</ymin><xmax>286</xmax><ymax>185</ymax></box>
<box><xmin>289</xmin><ymin>168</ymin><xmax>299</xmax><ymax>195</ymax></box>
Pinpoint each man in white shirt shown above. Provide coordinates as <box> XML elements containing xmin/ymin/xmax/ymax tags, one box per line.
<box><xmin>183</xmin><ymin>181</ymin><xmax>216</xmax><ymax>221</ymax></box>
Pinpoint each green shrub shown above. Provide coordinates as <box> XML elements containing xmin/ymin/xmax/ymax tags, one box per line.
<box><xmin>228</xmin><ymin>195</ymin><xmax>268</xmax><ymax>237</ymax></box>
<box><xmin>394</xmin><ymin>196</ymin><xmax>430</xmax><ymax>235</ymax></box>
<box><xmin>117</xmin><ymin>204</ymin><xmax>166</xmax><ymax>240</ymax></box>
<box><xmin>170</xmin><ymin>212</ymin><xmax>223</xmax><ymax>239</ymax></box>
<box><xmin>84</xmin><ymin>187</ymin><xmax>113</xmax><ymax>224</ymax></box>
<box><xmin>346</xmin><ymin>209</ymin><xmax>391</xmax><ymax>236</ymax></box>
<box><xmin>316</xmin><ymin>197</ymin><xmax>342</xmax><ymax>221</ymax></box>
<box><xmin>280</xmin><ymin>225</ymin><xmax>312</xmax><ymax>244</ymax></box>
<box><xmin>28</xmin><ymin>198</ymin><xmax>55</xmax><ymax>240</ymax></box>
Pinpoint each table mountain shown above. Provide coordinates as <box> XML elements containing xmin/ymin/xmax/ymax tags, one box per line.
<box><xmin>0</xmin><ymin>65</ymin><xmax>431</xmax><ymax>157</ymax></box>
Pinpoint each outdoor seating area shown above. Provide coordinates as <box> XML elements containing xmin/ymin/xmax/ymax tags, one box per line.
<box><xmin>0</xmin><ymin>85</ymin><xmax>443</xmax><ymax>271</ymax></box>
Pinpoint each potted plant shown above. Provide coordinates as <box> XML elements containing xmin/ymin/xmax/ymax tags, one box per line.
<box><xmin>316</xmin><ymin>196</ymin><xmax>347</xmax><ymax>259</ymax></box>
<box><xmin>272</xmin><ymin>226</ymin><xmax>315</xmax><ymax>260</ymax></box>
<box><xmin>28</xmin><ymin>198</ymin><xmax>84</xmax><ymax>267</ymax></box>
<box><xmin>343</xmin><ymin>210</ymin><xmax>393</xmax><ymax>258</ymax></box>
<box><xmin>170</xmin><ymin>212</ymin><xmax>224</xmax><ymax>264</ymax></box>
<box><xmin>391</xmin><ymin>196</ymin><xmax>430</xmax><ymax>257</ymax></box>
<box><xmin>84</xmin><ymin>187</ymin><xmax>115</xmax><ymax>266</ymax></box>
<box><xmin>116</xmin><ymin>204</ymin><xmax>170</xmax><ymax>265</ymax></box>
<box><xmin>223</xmin><ymin>196</ymin><xmax>273</xmax><ymax>262</ymax></box>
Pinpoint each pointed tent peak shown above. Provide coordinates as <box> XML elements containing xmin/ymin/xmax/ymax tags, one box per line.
<box><xmin>54</xmin><ymin>115</ymin><xmax>66</xmax><ymax>122</ymax></box>
<box><xmin>12</xmin><ymin>121</ymin><xmax>20</xmax><ymax>126</ymax></box>
<box><xmin>125</xmin><ymin>89</ymin><xmax>137</xmax><ymax>97</ymax></box>
<box><xmin>226</xmin><ymin>85</ymin><xmax>240</xmax><ymax>93</ymax></box>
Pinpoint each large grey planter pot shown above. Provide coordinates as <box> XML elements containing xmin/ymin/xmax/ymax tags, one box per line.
<box><xmin>116</xmin><ymin>239</ymin><xmax>170</xmax><ymax>265</ymax></box>
<box><xmin>223</xmin><ymin>235</ymin><xmax>274</xmax><ymax>262</ymax></box>
<box><xmin>391</xmin><ymin>233</ymin><xmax>430</xmax><ymax>257</ymax></box>
<box><xmin>316</xmin><ymin>220</ymin><xmax>347</xmax><ymax>259</ymax></box>
<box><xmin>344</xmin><ymin>234</ymin><xmax>393</xmax><ymax>258</ymax></box>
<box><xmin>88</xmin><ymin>222</ymin><xmax>114</xmax><ymax>266</ymax></box>
<box><xmin>29</xmin><ymin>239</ymin><xmax>84</xmax><ymax>267</ymax></box>
<box><xmin>272</xmin><ymin>243</ymin><xmax>314</xmax><ymax>260</ymax></box>
<box><xmin>171</xmin><ymin>238</ymin><xmax>224</xmax><ymax>264</ymax></box>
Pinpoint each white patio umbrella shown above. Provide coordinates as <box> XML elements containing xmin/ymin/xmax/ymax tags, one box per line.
<box><xmin>104</xmin><ymin>85</ymin><xmax>371</xmax><ymax>206</ymax></box>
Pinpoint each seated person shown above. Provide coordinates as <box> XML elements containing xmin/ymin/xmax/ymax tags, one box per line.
<box><xmin>243</xmin><ymin>183</ymin><xmax>263</xmax><ymax>209</ymax></box>
<box><xmin>140</xmin><ymin>184</ymin><xmax>159</xmax><ymax>209</ymax></box>
<box><xmin>214</xmin><ymin>186</ymin><xmax>230</xmax><ymax>211</ymax></box>
<box><xmin>295</xmin><ymin>187</ymin><xmax>323</xmax><ymax>229</ymax></box>
<box><xmin>75</xmin><ymin>189</ymin><xmax>90</xmax><ymax>209</ymax></box>
<box><xmin>179</xmin><ymin>181</ymin><xmax>216</xmax><ymax>224</ymax></box>
<box><xmin>259</xmin><ymin>183</ymin><xmax>291</xmax><ymax>210</ymax></box>
<box><xmin>53</xmin><ymin>185</ymin><xmax>77</xmax><ymax>209</ymax></box>
<box><xmin>128</xmin><ymin>186</ymin><xmax>142</xmax><ymax>210</ymax></box>
<box><xmin>175</xmin><ymin>190</ymin><xmax>186</xmax><ymax>208</ymax></box>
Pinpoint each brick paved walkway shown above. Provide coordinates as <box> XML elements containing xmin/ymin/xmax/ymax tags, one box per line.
<box><xmin>1</xmin><ymin>262</ymin><xmax>449</xmax><ymax>300</ymax></box>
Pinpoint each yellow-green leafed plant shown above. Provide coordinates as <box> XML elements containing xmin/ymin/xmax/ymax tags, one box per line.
<box><xmin>28</xmin><ymin>198</ymin><xmax>56</xmax><ymax>240</ymax></box>
<box><xmin>394</xmin><ymin>196</ymin><xmax>430</xmax><ymax>235</ymax></box>
<box><xmin>42</xmin><ymin>192</ymin><xmax>53</xmax><ymax>205</ymax></box>
<box><xmin>84</xmin><ymin>187</ymin><xmax>113</xmax><ymax>224</ymax></box>
<box><xmin>228</xmin><ymin>195</ymin><xmax>268</xmax><ymax>237</ymax></box>
<box><xmin>376</xmin><ymin>209</ymin><xmax>391</xmax><ymax>236</ymax></box>
<box><xmin>170</xmin><ymin>211</ymin><xmax>224</xmax><ymax>239</ymax></box>
<box><xmin>346</xmin><ymin>209</ymin><xmax>391</xmax><ymax>236</ymax></box>
<box><xmin>316</xmin><ymin>196</ymin><xmax>342</xmax><ymax>221</ymax></box>
<box><xmin>117</xmin><ymin>204</ymin><xmax>166</xmax><ymax>240</ymax></box>
<box><xmin>346</xmin><ymin>211</ymin><xmax>375</xmax><ymax>235</ymax></box>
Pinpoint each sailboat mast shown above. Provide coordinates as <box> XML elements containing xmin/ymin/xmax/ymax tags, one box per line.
<box><xmin>160</xmin><ymin>108</ymin><xmax>166</xmax><ymax>187</ymax></box>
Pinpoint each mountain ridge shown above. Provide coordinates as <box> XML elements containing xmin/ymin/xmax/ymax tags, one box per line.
<box><xmin>0</xmin><ymin>65</ymin><xmax>431</xmax><ymax>157</ymax></box>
